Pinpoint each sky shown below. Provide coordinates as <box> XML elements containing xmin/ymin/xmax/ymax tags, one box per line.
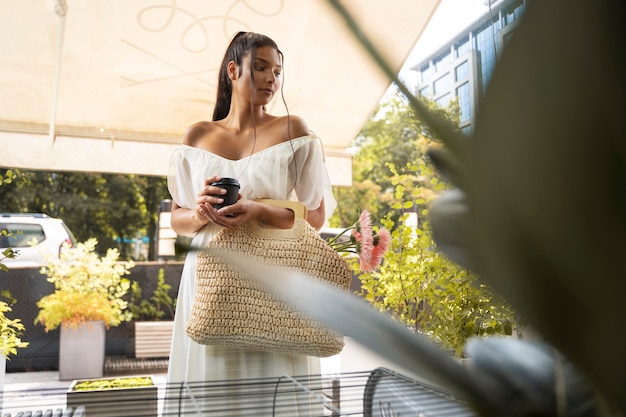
<box><xmin>398</xmin><ymin>0</ymin><xmax>492</xmax><ymax>89</ymax></box>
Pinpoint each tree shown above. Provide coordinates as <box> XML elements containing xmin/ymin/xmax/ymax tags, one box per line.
<box><xmin>336</xmin><ymin>85</ymin><xmax>519</xmax><ymax>356</ymax></box>
<box><xmin>0</xmin><ymin>170</ymin><xmax>30</xmax><ymax>358</ymax></box>
<box><xmin>0</xmin><ymin>169</ymin><xmax>169</xmax><ymax>260</ymax></box>
<box><xmin>330</xmin><ymin>87</ymin><xmax>459</xmax><ymax>227</ymax></box>
<box><xmin>89</xmin><ymin>174</ymin><xmax>148</xmax><ymax>259</ymax></box>
<box><xmin>0</xmin><ymin>169</ymin><xmax>31</xmax><ymax>270</ymax></box>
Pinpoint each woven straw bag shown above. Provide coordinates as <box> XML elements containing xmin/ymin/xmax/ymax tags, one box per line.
<box><xmin>185</xmin><ymin>200</ymin><xmax>353</xmax><ymax>357</ymax></box>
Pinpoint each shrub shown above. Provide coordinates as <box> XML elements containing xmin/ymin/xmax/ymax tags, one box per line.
<box><xmin>35</xmin><ymin>238</ymin><xmax>134</xmax><ymax>331</ymax></box>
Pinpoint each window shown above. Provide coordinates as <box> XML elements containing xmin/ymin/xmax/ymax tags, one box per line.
<box><xmin>475</xmin><ymin>24</ymin><xmax>498</xmax><ymax>93</ymax></box>
<box><xmin>455</xmin><ymin>38</ymin><xmax>470</xmax><ymax>58</ymax></box>
<box><xmin>506</xmin><ymin>10</ymin><xmax>515</xmax><ymax>25</ymax></box>
<box><xmin>503</xmin><ymin>1</ymin><xmax>525</xmax><ymax>25</ymax></box>
<box><xmin>433</xmin><ymin>73</ymin><xmax>451</xmax><ymax>95</ymax></box>
<box><xmin>434</xmin><ymin>52</ymin><xmax>452</xmax><ymax>72</ymax></box>
<box><xmin>436</xmin><ymin>93</ymin><xmax>451</xmax><ymax>108</ymax></box>
<box><xmin>419</xmin><ymin>85</ymin><xmax>431</xmax><ymax>97</ymax></box>
<box><xmin>420</xmin><ymin>64</ymin><xmax>433</xmax><ymax>83</ymax></box>
<box><xmin>455</xmin><ymin>61</ymin><xmax>469</xmax><ymax>82</ymax></box>
<box><xmin>457</xmin><ymin>83</ymin><xmax>471</xmax><ymax>122</ymax></box>
<box><xmin>0</xmin><ymin>223</ymin><xmax>45</xmax><ymax>247</ymax></box>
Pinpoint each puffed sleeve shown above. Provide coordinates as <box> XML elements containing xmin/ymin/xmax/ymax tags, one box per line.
<box><xmin>293</xmin><ymin>135</ymin><xmax>337</xmax><ymax>224</ymax></box>
<box><xmin>167</xmin><ymin>147</ymin><xmax>197</xmax><ymax>209</ymax></box>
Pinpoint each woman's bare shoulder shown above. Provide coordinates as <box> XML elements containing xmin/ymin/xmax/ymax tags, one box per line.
<box><xmin>289</xmin><ymin>115</ymin><xmax>311</xmax><ymax>138</ymax></box>
<box><xmin>271</xmin><ymin>114</ymin><xmax>310</xmax><ymax>139</ymax></box>
<box><xmin>182</xmin><ymin>121</ymin><xmax>215</xmax><ymax>146</ymax></box>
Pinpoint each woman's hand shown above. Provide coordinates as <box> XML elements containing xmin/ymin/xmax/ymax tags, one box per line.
<box><xmin>209</xmin><ymin>199</ymin><xmax>299</xmax><ymax>230</ymax></box>
<box><xmin>196</xmin><ymin>178</ymin><xmax>311</xmax><ymax>230</ymax></box>
<box><xmin>201</xmin><ymin>198</ymin><xmax>259</xmax><ymax>229</ymax></box>
<box><xmin>171</xmin><ymin>176</ymin><xmax>238</xmax><ymax>236</ymax></box>
<box><xmin>195</xmin><ymin>176</ymin><xmax>228</xmax><ymax>223</ymax></box>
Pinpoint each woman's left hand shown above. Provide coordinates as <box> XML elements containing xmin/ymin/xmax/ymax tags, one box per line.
<box><xmin>202</xmin><ymin>198</ymin><xmax>260</xmax><ymax>229</ymax></box>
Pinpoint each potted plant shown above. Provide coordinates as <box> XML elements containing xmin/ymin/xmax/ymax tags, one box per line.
<box><xmin>0</xmin><ymin>290</ymin><xmax>29</xmax><ymax>409</ymax></box>
<box><xmin>35</xmin><ymin>238</ymin><xmax>134</xmax><ymax>380</ymax></box>
<box><xmin>127</xmin><ymin>268</ymin><xmax>176</xmax><ymax>359</ymax></box>
<box><xmin>67</xmin><ymin>375</ymin><xmax>157</xmax><ymax>417</ymax></box>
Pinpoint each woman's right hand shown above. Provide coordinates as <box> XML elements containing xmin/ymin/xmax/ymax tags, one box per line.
<box><xmin>196</xmin><ymin>176</ymin><xmax>227</xmax><ymax>222</ymax></box>
<box><xmin>171</xmin><ymin>175</ymin><xmax>230</xmax><ymax>236</ymax></box>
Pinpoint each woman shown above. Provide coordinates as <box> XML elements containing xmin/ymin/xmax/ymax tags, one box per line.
<box><xmin>165</xmin><ymin>32</ymin><xmax>336</xmax><ymax>415</ymax></box>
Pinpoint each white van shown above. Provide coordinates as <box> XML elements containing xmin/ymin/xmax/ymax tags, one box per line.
<box><xmin>0</xmin><ymin>213</ymin><xmax>77</xmax><ymax>268</ymax></box>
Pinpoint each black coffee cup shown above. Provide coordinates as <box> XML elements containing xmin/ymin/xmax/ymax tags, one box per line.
<box><xmin>210</xmin><ymin>178</ymin><xmax>240</xmax><ymax>209</ymax></box>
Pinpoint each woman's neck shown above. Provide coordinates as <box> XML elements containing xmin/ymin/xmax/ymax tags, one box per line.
<box><xmin>220</xmin><ymin>104</ymin><xmax>269</xmax><ymax>133</ymax></box>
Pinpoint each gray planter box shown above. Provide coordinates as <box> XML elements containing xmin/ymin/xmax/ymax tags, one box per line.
<box><xmin>67</xmin><ymin>375</ymin><xmax>158</xmax><ymax>417</ymax></box>
<box><xmin>60</xmin><ymin>321</ymin><xmax>105</xmax><ymax>381</ymax></box>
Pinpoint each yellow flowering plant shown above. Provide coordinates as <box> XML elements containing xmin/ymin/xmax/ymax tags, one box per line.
<box><xmin>35</xmin><ymin>238</ymin><xmax>134</xmax><ymax>331</ymax></box>
<box><xmin>0</xmin><ymin>290</ymin><xmax>29</xmax><ymax>358</ymax></box>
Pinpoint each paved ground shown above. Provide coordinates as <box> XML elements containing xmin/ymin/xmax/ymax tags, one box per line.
<box><xmin>0</xmin><ymin>338</ymin><xmax>407</xmax><ymax>416</ymax></box>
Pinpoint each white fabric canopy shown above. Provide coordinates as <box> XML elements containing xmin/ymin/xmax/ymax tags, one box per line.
<box><xmin>0</xmin><ymin>0</ymin><xmax>440</xmax><ymax>186</ymax></box>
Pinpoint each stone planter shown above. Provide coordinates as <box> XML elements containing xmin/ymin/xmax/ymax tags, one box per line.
<box><xmin>59</xmin><ymin>321</ymin><xmax>105</xmax><ymax>381</ymax></box>
<box><xmin>134</xmin><ymin>321</ymin><xmax>174</xmax><ymax>359</ymax></box>
<box><xmin>67</xmin><ymin>375</ymin><xmax>158</xmax><ymax>417</ymax></box>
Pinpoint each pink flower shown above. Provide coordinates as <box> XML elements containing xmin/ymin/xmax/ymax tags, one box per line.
<box><xmin>352</xmin><ymin>211</ymin><xmax>371</xmax><ymax>241</ymax></box>
<box><xmin>369</xmin><ymin>227</ymin><xmax>391</xmax><ymax>270</ymax></box>
<box><xmin>352</xmin><ymin>211</ymin><xmax>374</xmax><ymax>271</ymax></box>
<box><xmin>326</xmin><ymin>210</ymin><xmax>389</xmax><ymax>272</ymax></box>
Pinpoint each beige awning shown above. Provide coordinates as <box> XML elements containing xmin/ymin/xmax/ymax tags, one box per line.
<box><xmin>0</xmin><ymin>0</ymin><xmax>440</xmax><ymax>186</ymax></box>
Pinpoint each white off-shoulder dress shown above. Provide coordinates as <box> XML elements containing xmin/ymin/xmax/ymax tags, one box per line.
<box><xmin>164</xmin><ymin>135</ymin><xmax>337</xmax><ymax>416</ymax></box>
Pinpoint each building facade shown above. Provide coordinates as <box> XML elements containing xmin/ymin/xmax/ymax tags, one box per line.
<box><xmin>412</xmin><ymin>0</ymin><xmax>526</xmax><ymax>134</ymax></box>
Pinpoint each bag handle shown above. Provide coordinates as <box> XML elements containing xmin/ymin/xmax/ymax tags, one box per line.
<box><xmin>255</xmin><ymin>199</ymin><xmax>308</xmax><ymax>220</ymax></box>
<box><xmin>245</xmin><ymin>199</ymin><xmax>308</xmax><ymax>236</ymax></box>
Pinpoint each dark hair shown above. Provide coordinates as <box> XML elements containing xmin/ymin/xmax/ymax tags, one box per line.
<box><xmin>212</xmin><ymin>32</ymin><xmax>283</xmax><ymax>121</ymax></box>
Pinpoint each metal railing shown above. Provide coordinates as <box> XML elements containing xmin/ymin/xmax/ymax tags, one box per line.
<box><xmin>2</xmin><ymin>368</ymin><xmax>476</xmax><ymax>417</ymax></box>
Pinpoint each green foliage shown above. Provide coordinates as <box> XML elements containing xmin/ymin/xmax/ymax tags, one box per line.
<box><xmin>0</xmin><ymin>290</ymin><xmax>29</xmax><ymax>358</ymax></box>
<box><xmin>328</xmin><ymin>87</ymin><xmax>518</xmax><ymax>356</ymax></box>
<box><xmin>0</xmin><ymin>168</ymin><xmax>31</xmax><ymax>187</ymax></box>
<box><xmin>0</xmin><ymin>170</ymin><xmax>30</xmax><ymax>358</ymax></box>
<box><xmin>358</xmin><ymin>173</ymin><xmax>519</xmax><ymax>356</ymax></box>
<box><xmin>0</xmin><ymin>234</ymin><xmax>18</xmax><ymax>273</ymax></box>
<box><xmin>35</xmin><ymin>238</ymin><xmax>134</xmax><ymax>331</ymax></box>
<box><xmin>0</xmin><ymin>169</ymin><xmax>30</xmax><ymax>271</ymax></box>
<box><xmin>72</xmin><ymin>376</ymin><xmax>154</xmax><ymax>391</ymax></box>
<box><xmin>0</xmin><ymin>169</ymin><xmax>169</xmax><ymax>260</ymax></box>
<box><xmin>127</xmin><ymin>268</ymin><xmax>176</xmax><ymax>321</ymax></box>
<box><xmin>330</xmin><ymin>89</ymin><xmax>457</xmax><ymax>227</ymax></box>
